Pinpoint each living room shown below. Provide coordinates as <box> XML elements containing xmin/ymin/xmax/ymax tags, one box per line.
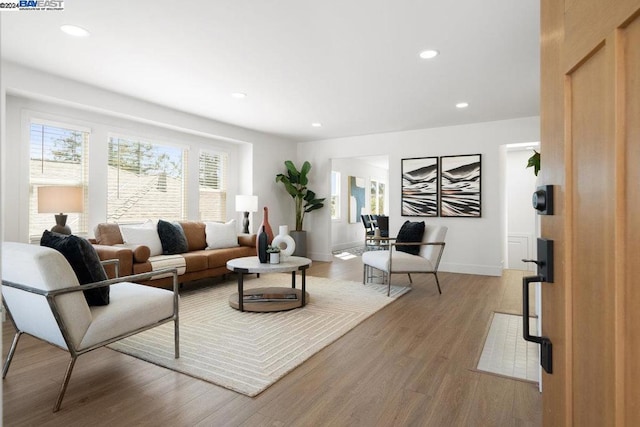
<box><xmin>0</xmin><ymin>2</ymin><xmax>540</xmax><ymax>425</ymax></box>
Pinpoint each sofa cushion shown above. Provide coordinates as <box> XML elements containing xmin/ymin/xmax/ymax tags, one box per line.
<box><xmin>362</xmin><ymin>249</ymin><xmax>434</xmax><ymax>273</ymax></box>
<box><xmin>181</xmin><ymin>252</ymin><xmax>208</xmax><ymax>273</ymax></box>
<box><xmin>206</xmin><ymin>246</ymin><xmax>255</xmax><ymax>269</ymax></box>
<box><xmin>94</xmin><ymin>223</ymin><xmax>124</xmax><ymax>246</ymax></box>
<box><xmin>178</xmin><ymin>221</ymin><xmax>207</xmax><ymax>251</ymax></box>
<box><xmin>148</xmin><ymin>254</ymin><xmax>186</xmax><ymax>279</ymax></box>
<box><xmin>80</xmin><ymin>282</ymin><xmax>174</xmax><ymax>350</ymax></box>
<box><xmin>120</xmin><ymin>221</ymin><xmax>163</xmax><ymax>256</ymax></box>
<box><xmin>40</xmin><ymin>231</ymin><xmax>110</xmax><ymax>306</ymax></box>
<box><xmin>157</xmin><ymin>220</ymin><xmax>188</xmax><ymax>255</ymax></box>
<box><xmin>112</xmin><ymin>243</ymin><xmax>151</xmax><ymax>263</ymax></box>
<box><xmin>396</xmin><ymin>221</ymin><xmax>425</xmax><ymax>256</ymax></box>
<box><xmin>205</xmin><ymin>220</ymin><xmax>239</xmax><ymax>250</ymax></box>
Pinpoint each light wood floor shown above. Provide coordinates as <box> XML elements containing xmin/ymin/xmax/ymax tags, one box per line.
<box><xmin>3</xmin><ymin>256</ymin><xmax>541</xmax><ymax>426</ymax></box>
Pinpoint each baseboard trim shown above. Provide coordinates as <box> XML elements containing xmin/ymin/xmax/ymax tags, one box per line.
<box><xmin>440</xmin><ymin>262</ymin><xmax>503</xmax><ymax>277</ymax></box>
<box><xmin>331</xmin><ymin>241</ymin><xmax>363</xmax><ymax>252</ymax></box>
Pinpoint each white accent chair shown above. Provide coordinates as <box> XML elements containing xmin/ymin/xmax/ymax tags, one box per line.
<box><xmin>362</xmin><ymin>225</ymin><xmax>447</xmax><ymax>296</ymax></box>
<box><xmin>1</xmin><ymin>242</ymin><xmax>180</xmax><ymax>412</ymax></box>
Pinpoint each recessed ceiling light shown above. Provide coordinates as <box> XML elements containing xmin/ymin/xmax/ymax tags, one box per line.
<box><xmin>419</xmin><ymin>49</ymin><xmax>439</xmax><ymax>59</ymax></box>
<box><xmin>456</xmin><ymin>102</ymin><xmax>469</xmax><ymax>109</ymax></box>
<box><xmin>311</xmin><ymin>122</ymin><xmax>322</xmax><ymax>128</ymax></box>
<box><xmin>231</xmin><ymin>92</ymin><xmax>247</xmax><ymax>99</ymax></box>
<box><xmin>60</xmin><ymin>25</ymin><xmax>90</xmax><ymax>37</ymax></box>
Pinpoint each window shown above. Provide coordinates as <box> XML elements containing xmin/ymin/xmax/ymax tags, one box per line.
<box><xmin>370</xmin><ymin>179</ymin><xmax>385</xmax><ymax>215</ymax></box>
<box><xmin>199</xmin><ymin>151</ymin><xmax>228</xmax><ymax>221</ymax></box>
<box><xmin>331</xmin><ymin>171</ymin><xmax>341</xmax><ymax>219</ymax></box>
<box><xmin>29</xmin><ymin>122</ymin><xmax>89</xmax><ymax>239</ymax></box>
<box><xmin>107</xmin><ymin>136</ymin><xmax>186</xmax><ymax>222</ymax></box>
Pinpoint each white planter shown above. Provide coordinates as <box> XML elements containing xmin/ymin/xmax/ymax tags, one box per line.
<box><xmin>269</xmin><ymin>252</ymin><xmax>280</xmax><ymax>264</ymax></box>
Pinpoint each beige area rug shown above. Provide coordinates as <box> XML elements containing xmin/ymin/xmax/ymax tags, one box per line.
<box><xmin>108</xmin><ymin>274</ymin><xmax>410</xmax><ymax>397</ymax></box>
<box><xmin>476</xmin><ymin>312</ymin><xmax>539</xmax><ymax>382</ymax></box>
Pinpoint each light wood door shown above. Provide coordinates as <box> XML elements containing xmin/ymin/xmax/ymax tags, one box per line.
<box><xmin>540</xmin><ymin>0</ymin><xmax>640</xmax><ymax>425</ymax></box>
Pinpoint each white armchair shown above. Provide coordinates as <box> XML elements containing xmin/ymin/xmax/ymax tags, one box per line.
<box><xmin>1</xmin><ymin>242</ymin><xmax>179</xmax><ymax>412</ymax></box>
<box><xmin>362</xmin><ymin>225</ymin><xmax>447</xmax><ymax>296</ymax></box>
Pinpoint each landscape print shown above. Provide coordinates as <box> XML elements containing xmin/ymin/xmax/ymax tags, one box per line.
<box><xmin>401</xmin><ymin>157</ymin><xmax>438</xmax><ymax>216</ymax></box>
<box><xmin>440</xmin><ymin>154</ymin><xmax>481</xmax><ymax>217</ymax></box>
<box><xmin>348</xmin><ymin>176</ymin><xmax>365</xmax><ymax>223</ymax></box>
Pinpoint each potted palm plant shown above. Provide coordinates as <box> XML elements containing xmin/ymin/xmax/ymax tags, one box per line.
<box><xmin>275</xmin><ymin>160</ymin><xmax>325</xmax><ymax>256</ymax></box>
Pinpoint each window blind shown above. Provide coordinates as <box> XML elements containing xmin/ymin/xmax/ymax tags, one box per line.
<box><xmin>29</xmin><ymin>122</ymin><xmax>89</xmax><ymax>239</ymax></box>
<box><xmin>107</xmin><ymin>136</ymin><xmax>186</xmax><ymax>222</ymax></box>
<box><xmin>199</xmin><ymin>151</ymin><xmax>227</xmax><ymax>221</ymax></box>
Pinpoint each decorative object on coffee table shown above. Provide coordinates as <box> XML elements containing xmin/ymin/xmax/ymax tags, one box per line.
<box><xmin>37</xmin><ymin>185</ymin><xmax>84</xmax><ymax>235</ymax></box>
<box><xmin>257</xmin><ymin>226</ymin><xmax>269</xmax><ymax>263</ymax></box>
<box><xmin>235</xmin><ymin>195</ymin><xmax>258</xmax><ymax>234</ymax></box>
<box><xmin>271</xmin><ymin>225</ymin><xmax>295</xmax><ymax>260</ymax></box>
<box><xmin>227</xmin><ymin>256</ymin><xmax>311</xmax><ymax>312</ymax></box>
<box><xmin>267</xmin><ymin>245</ymin><xmax>280</xmax><ymax>264</ymax></box>
<box><xmin>255</xmin><ymin>206</ymin><xmax>274</xmax><ymax>255</ymax></box>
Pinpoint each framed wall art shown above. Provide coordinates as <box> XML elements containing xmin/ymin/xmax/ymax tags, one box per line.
<box><xmin>348</xmin><ymin>176</ymin><xmax>365</xmax><ymax>223</ymax></box>
<box><xmin>401</xmin><ymin>157</ymin><xmax>439</xmax><ymax>217</ymax></box>
<box><xmin>440</xmin><ymin>154</ymin><xmax>481</xmax><ymax>217</ymax></box>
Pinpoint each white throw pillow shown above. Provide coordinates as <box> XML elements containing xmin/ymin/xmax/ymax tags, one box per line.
<box><xmin>205</xmin><ymin>220</ymin><xmax>239</xmax><ymax>250</ymax></box>
<box><xmin>120</xmin><ymin>220</ymin><xmax>163</xmax><ymax>256</ymax></box>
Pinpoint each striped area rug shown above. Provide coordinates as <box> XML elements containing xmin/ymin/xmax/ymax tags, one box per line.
<box><xmin>108</xmin><ymin>274</ymin><xmax>410</xmax><ymax>397</ymax></box>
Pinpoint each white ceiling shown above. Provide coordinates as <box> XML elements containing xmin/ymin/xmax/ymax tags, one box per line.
<box><xmin>0</xmin><ymin>0</ymin><xmax>540</xmax><ymax>142</ymax></box>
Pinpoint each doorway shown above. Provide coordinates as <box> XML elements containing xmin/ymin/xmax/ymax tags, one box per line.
<box><xmin>329</xmin><ymin>155</ymin><xmax>389</xmax><ymax>253</ymax></box>
<box><xmin>503</xmin><ymin>142</ymin><xmax>539</xmax><ymax>271</ymax></box>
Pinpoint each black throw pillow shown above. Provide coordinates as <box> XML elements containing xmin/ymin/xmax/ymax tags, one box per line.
<box><xmin>396</xmin><ymin>221</ymin><xmax>425</xmax><ymax>256</ymax></box>
<box><xmin>157</xmin><ymin>220</ymin><xmax>189</xmax><ymax>255</ymax></box>
<box><xmin>40</xmin><ymin>230</ymin><xmax>110</xmax><ymax>306</ymax></box>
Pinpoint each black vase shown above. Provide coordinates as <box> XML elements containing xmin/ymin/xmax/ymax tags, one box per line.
<box><xmin>258</xmin><ymin>226</ymin><xmax>268</xmax><ymax>263</ymax></box>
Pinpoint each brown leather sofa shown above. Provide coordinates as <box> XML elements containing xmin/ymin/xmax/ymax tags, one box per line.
<box><xmin>91</xmin><ymin>221</ymin><xmax>256</xmax><ymax>288</ymax></box>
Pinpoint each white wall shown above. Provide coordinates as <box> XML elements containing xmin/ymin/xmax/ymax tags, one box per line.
<box><xmin>298</xmin><ymin>116</ymin><xmax>540</xmax><ymax>274</ymax></box>
<box><xmin>506</xmin><ymin>148</ymin><xmax>539</xmax><ymax>270</ymax></box>
<box><xmin>0</xmin><ymin>62</ymin><xmax>297</xmax><ymax>241</ymax></box>
<box><xmin>330</xmin><ymin>157</ymin><xmax>388</xmax><ymax>251</ymax></box>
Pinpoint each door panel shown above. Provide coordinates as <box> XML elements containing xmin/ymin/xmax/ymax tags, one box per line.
<box><xmin>541</xmin><ymin>0</ymin><xmax>640</xmax><ymax>425</ymax></box>
<box><xmin>623</xmin><ymin>14</ymin><xmax>640</xmax><ymax>425</ymax></box>
<box><xmin>567</xmin><ymin>43</ymin><xmax>616</xmax><ymax>426</ymax></box>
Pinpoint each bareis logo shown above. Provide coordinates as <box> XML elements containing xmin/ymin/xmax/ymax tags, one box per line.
<box><xmin>20</xmin><ymin>0</ymin><xmax>63</xmax><ymax>7</ymax></box>
<box><xmin>0</xmin><ymin>0</ymin><xmax>63</xmax><ymax>11</ymax></box>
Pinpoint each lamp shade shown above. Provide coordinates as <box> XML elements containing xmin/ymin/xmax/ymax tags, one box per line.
<box><xmin>235</xmin><ymin>195</ymin><xmax>258</xmax><ymax>213</ymax></box>
<box><xmin>38</xmin><ymin>186</ymin><xmax>84</xmax><ymax>213</ymax></box>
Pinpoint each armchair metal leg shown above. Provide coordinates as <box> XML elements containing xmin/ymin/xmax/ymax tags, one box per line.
<box><xmin>3</xmin><ymin>331</ymin><xmax>23</xmax><ymax>378</ymax></box>
<box><xmin>433</xmin><ymin>272</ymin><xmax>442</xmax><ymax>294</ymax></box>
<box><xmin>407</xmin><ymin>273</ymin><xmax>413</xmax><ymax>284</ymax></box>
<box><xmin>53</xmin><ymin>356</ymin><xmax>77</xmax><ymax>412</ymax></box>
<box><xmin>387</xmin><ymin>272</ymin><xmax>391</xmax><ymax>296</ymax></box>
<box><xmin>174</xmin><ymin>318</ymin><xmax>180</xmax><ymax>359</ymax></box>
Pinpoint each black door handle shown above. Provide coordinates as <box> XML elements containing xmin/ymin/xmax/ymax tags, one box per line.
<box><xmin>521</xmin><ymin>238</ymin><xmax>554</xmax><ymax>374</ymax></box>
<box><xmin>522</xmin><ymin>275</ymin><xmax>553</xmax><ymax>374</ymax></box>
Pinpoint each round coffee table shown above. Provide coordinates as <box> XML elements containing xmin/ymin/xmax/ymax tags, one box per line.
<box><xmin>226</xmin><ymin>256</ymin><xmax>312</xmax><ymax>312</ymax></box>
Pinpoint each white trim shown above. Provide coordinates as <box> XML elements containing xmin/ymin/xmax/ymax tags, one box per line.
<box><xmin>440</xmin><ymin>262</ymin><xmax>503</xmax><ymax>277</ymax></box>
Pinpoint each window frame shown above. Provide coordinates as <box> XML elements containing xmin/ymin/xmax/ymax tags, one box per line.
<box><xmin>370</xmin><ymin>178</ymin><xmax>386</xmax><ymax>216</ymax></box>
<box><xmin>330</xmin><ymin>170</ymin><xmax>341</xmax><ymax>220</ymax></box>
